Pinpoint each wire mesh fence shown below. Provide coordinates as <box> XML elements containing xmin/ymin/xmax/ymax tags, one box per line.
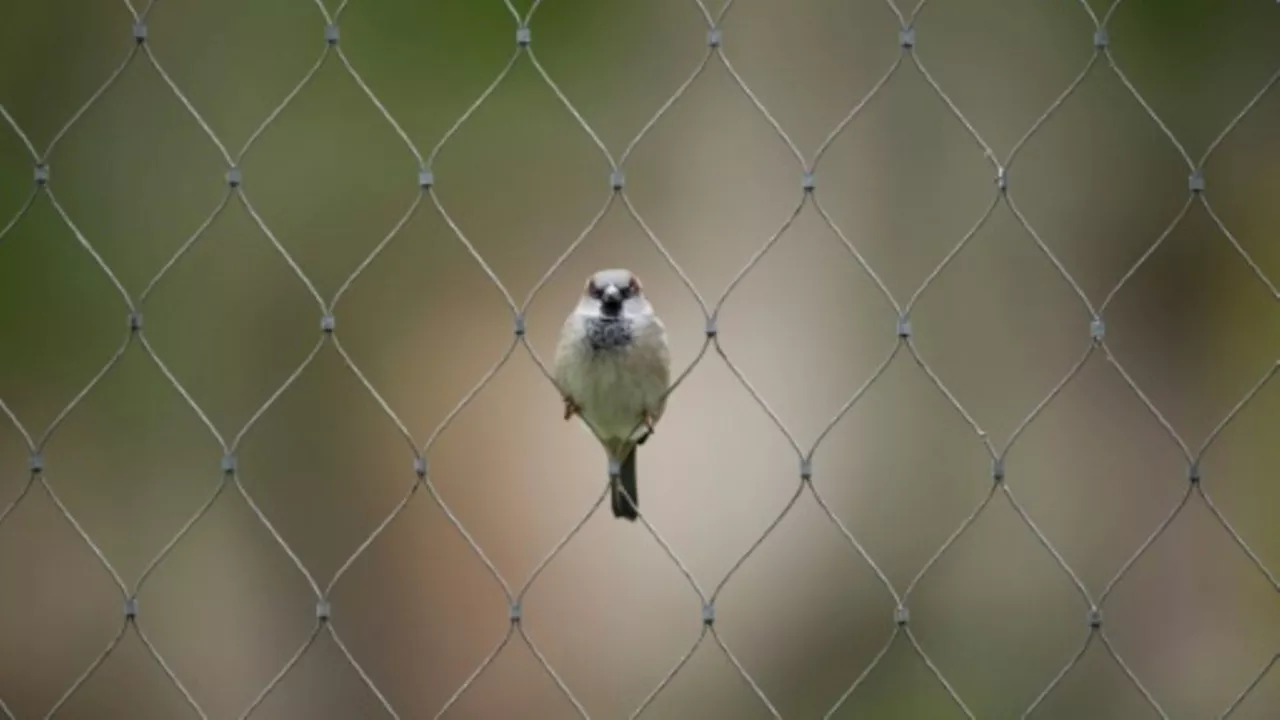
<box><xmin>0</xmin><ymin>0</ymin><xmax>1278</xmax><ymax>717</ymax></box>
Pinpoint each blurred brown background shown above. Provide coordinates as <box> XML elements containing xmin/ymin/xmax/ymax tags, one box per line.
<box><xmin>1</xmin><ymin>0</ymin><xmax>1278</xmax><ymax>718</ymax></box>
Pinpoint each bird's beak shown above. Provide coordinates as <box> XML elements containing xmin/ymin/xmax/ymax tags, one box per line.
<box><xmin>600</xmin><ymin>284</ymin><xmax>623</xmax><ymax>317</ymax></box>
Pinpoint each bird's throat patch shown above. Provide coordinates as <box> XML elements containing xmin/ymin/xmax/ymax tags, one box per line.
<box><xmin>587</xmin><ymin>318</ymin><xmax>633</xmax><ymax>352</ymax></box>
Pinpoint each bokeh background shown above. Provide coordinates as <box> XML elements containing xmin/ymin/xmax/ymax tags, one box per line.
<box><xmin>1</xmin><ymin>0</ymin><xmax>1278</xmax><ymax>718</ymax></box>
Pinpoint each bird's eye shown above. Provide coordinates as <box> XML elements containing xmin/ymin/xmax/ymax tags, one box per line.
<box><xmin>627</xmin><ymin>277</ymin><xmax>641</xmax><ymax>295</ymax></box>
<box><xmin>587</xmin><ymin>282</ymin><xmax>601</xmax><ymax>299</ymax></box>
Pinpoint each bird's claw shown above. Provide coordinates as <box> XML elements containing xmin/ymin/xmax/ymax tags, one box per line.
<box><xmin>636</xmin><ymin>410</ymin><xmax>656</xmax><ymax>445</ymax></box>
<box><xmin>563</xmin><ymin>397</ymin><xmax>580</xmax><ymax>421</ymax></box>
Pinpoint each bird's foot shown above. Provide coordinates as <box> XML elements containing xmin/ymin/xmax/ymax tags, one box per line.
<box><xmin>635</xmin><ymin>410</ymin><xmax>656</xmax><ymax>445</ymax></box>
<box><xmin>563</xmin><ymin>397</ymin><xmax>580</xmax><ymax>421</ymax></box>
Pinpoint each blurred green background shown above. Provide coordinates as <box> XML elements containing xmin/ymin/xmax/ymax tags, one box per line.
<box><xmin>1</xmin><ymin>0</ymin><xmax>1278</xmax><ymax>718</ymax></box>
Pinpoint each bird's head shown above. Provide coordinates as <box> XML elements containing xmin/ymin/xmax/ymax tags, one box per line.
<box><xmin>581</xmin><ymin>268</ymin><xmax>648</xmax><ymax>320</ymax></box>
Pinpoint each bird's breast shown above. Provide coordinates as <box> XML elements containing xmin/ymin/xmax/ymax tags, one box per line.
<box><xmin>565</xmin><ymin>325</ymin><xmax>665</xmax><ymax>440</ymax></box>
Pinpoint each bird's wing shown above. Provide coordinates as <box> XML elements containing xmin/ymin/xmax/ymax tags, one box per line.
<box><xmin>551</xmin><ymin>318</ymin><xmax>576</xmax><ymax>398</ymax></box>
<box><xmin>646</xmin><ymin>320</ymin><xmax>673</xmax><ymax>424</ymax></box>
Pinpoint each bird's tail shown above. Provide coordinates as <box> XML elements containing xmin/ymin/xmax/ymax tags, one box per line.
<box><xmin>611</xmin><ymin>445</ymin><xmax>639</xmax><ymax>521</ymax></box>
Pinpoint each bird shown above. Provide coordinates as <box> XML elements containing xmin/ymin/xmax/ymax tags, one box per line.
<box><xmin>553</xmin><ymin>268</ymin><xmax>671</xmax><ymax>521</ymax></box>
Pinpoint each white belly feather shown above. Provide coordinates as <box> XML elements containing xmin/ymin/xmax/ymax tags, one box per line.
<box><xmin>554</xmin><ymin>314</ymin><xmax>670</xmax><ymax>442</ymax></box>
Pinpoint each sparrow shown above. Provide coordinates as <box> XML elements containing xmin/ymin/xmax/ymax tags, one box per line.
<box><xmin>553</xmin><ymin>269</ymin><xmax>671</xmax><ymax>521</ymax></box>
